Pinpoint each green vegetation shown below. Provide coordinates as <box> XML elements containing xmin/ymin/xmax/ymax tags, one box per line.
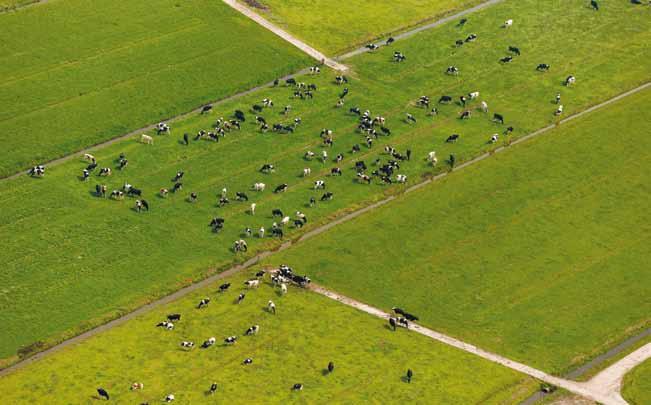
<box><xmin>0</xmin><ymin>272</ymin><xmax>536</xmax><ymax>404</ymax></box>
<box><xmin>251</xmin><ymin>0</ymin><xmax>481</xmax><ymax>54</ymax></box>
<box><xmin>0</xmin><ymin>0</ymin><xmax>311</xmax><ymax>177</ymax></box>
<box><xmin>622</xmin><ymin>358</ymin><xmax>651</xmax><ymax>405</ymax></box>
<box><xmin>0</xmin><ymin>0</ymin><xmax>648</xmax><ymax>365</ymax></box>
<box><xmin>0</xmin><ymin>0</ymin><xmax>36</xmax><ymax>12</ymax></box>
<box><xmin>266</xmin><ymin>86</ymin><xmax>651</xmax><ymax>375</ymax></box>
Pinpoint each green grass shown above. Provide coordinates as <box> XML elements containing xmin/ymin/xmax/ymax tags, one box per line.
<box><xmin>265</xmin><ymin>86</ymin><xmax>651</xmax><ymax>375</ymax></box>
<box><xmin>249</xmin><ymin>0</ymin><xmax>482</xmax><ymax>55</ymax></box>
<box><xmin>0</xmin><ymin>271</ymin><xmax>536</xmax><ymax>404</ymax></box>
<box><xmin>0</xmin><ymin>0</ymin><xmax>311</xmax><ymax>177</ymax></box>
<box><xmin>0</xmin><ymin>0</ymin><xmax>36</xmax><ymax>12</ymax></box>
<box><xmin>0</xmin><ymin>0</ymin><xmax>648</xmax><ymax>364</ymax></box>
<box><xmin>622</xmin><ymin>359</ymin><xmax>651</xmax><ymax>405</ymax></box>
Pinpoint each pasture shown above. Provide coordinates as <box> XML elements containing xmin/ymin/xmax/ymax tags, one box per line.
<box><xmin>266</xmin><ymin>85</ymin><xmax>651</xmax><ymax>375</ymax></box>
<box><xmin>0</xmin><ymin>0</ymin><xmax>649</xmax><ymax>368</ymax></box>
<box><xmin>249</xmin><ymin>0</ymin><xmax>482</xmax><ymax>54</ymax></box>
<box><xmin>0</xmin><ymin>0</ymin><xmax>34</xmax><ymax>12</ymax></box>
<box><xmin>0</xmin><ymin>271</ymin><xmax>536</xmax><ymax>404</ymax></box>
<box><xmin>622</xmin><ymin>359</ymin><xmax>651</xmax><ymax>405</ymax></box>
<box><xmin>0</xmin><ymin>0</ymin><xmax>311</xmax><ymax>177</ymax></box>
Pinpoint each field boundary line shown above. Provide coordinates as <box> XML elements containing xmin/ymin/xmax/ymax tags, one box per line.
<box><xmin>221</xmin><ymin>0</ymin><xmax>348</xmax><ymax>72</ymax></box>
<box><xmin>337</xmin><ymin>0</ymin><xmax>505</xmax><ymax>60</ymax></box>
<box><xmin>0</xmin><ymin>82</ymin><xmax>648</xmax><ymax>377</ymax></box>
<box><xmin>308</xmin><ymin>284</ymin><xmax>625</xmax><ymax>405</ymax></box>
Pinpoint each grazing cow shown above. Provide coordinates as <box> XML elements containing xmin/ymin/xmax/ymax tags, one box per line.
<box><xmin>336</xmin><ymin>99</ymin><xmax>345</xmax><ymax>108</ymax></box>
<box><xmin>83</xmin><ymin>153</ymin><xmax>95</xmax><ymax>161</ymax></box>
<box><xmin>303</xmin><ymin>167</ymin><xmax>311</xmax><ymax>177</ymax></box>
<box><xmin>490</xmin><ymin>134</ymin><xmax>499</xmax><ymax>143</ymax></box>
<box><xmin>406</xmin><ymin>369</ymin><xmax>413</xmax><ymax>383</ymax></box>
<box><xmin>131</xmin><ymin>382</ymin><xmax>144</xmax><ymax>391</ymax></box>
<box><xmin>209</xmin><ymin>383</ymin><xmax>218</xmax><ymax>394</ymax></box>
<box><xmin>331</xmin><ymin>167</ymin><xmax>342</xmax><ymax>176</ymax></box>
<box><xmin>537</xmin><ymin>63</ymin><xmax>550</xmax><ymax>71</ymax></box>
<box><xmin>286</xmin><ymin>77</ymin><xmax>297</xmax><ymax>86</ymax></box>
<box><xmin>82</xmin><ymin>169</ymin><xmax>89</xmax><ymax>181</ymax></box>
<box><xmin>396</xmin><ymin>174</ymin><xmax>407</xmax><ymax>184</ymax></box>
<box><xmin>393</xmin><ymin>51</ymin><xmax>406</xmax><ymax>62</ymax></box>
<box><xmin>468</xmin><ymin>92</ymin><xmax>479</xmax><ymax>100</ymax></box>
<box><xmin>274</xmin><ymin>183</ymin><xmax>288</xmax><ymax>193</ymax></box>
<box><xmin>219</xmin><ymin>283</ymin><xmax>231</xmax><ymax>292</ymax></box>
<box><xmin>234</xmin><ymin>239</ymin><xmax>248</xmax><ymax>252</ymax></box>
<box><xmin>268</xmin><ymin>300</ymin><xmax>276</xmax><ymax>314</ymax></box>
<box><xmin>459</xmin><ymin>95</ymin><xmax>467</xmax><ymax>107</ymax></box>
<box><xmin>465</xmin><ymin>33</ymin><xmax>477</xmax><ymax>42</ymax></box>
<box><xmin>111</xmin><ymin>190</ymin><xmax>124</xmax><ymax>200</ymax></box>
<box><xmin>320</xmin><ymin>192</ymin><xmax>333</xmax><ymax>201</ymax></box>
<box><xmin>500</xmin><ymin>55</ymin><xmax>513</xmax><ymax>63</ymax></box>
<box><xmin>210</xmin><ymin>217</ymin><xmax>225</xmax><ymax>231</ymax></box>
<box><xmin>446</xmin><ymin>66</ymin><xmax>459</xmax><ymax>75</ymax></box>
<box><xmin>245</xmin><ymin>325</ymin><xmax>260</xmax><ymax>335</ymax></box>
<box><xmin>258</xmin><ymin>227</ymin><xmax>265</xmax><ymax>239</ymax></box>
<box><xmin>460</xmin><ymin>111</ymin><xmax>471</xmax><ymax>120</ymax></box>
<box><xmin>237</xmin><ymin>293</ymin><xmax>245</xmax><ymax>303</ymax></box>
<box><xmin>256</xmin><ymin>270</ymin><xmax>266</xmax><ymax>278</ymax></box>
<box><xmin>555</xmin><ymin>105</ymin><xmax>564</xmax><ymax>116</ymax></box>
<box><xmin>446</xmin><ymin>134</ymin><xmax>460</xmax><ymax>143</ymax></box>
<box><xmin>590</xmin><ymin>0</ymin><xmax>599</xmax><ymax>10</ymax></box>
<box><xmin>429</xmin><ymin>107</ymin><xmax>439</xmax><ymax>116</ymax></box>
<box><xmin>565</xmin><ymin>75</ymin><xmax>576</xmax><ymax>86</ymax></box>
<box><xmin>480</xmin><ymin>101</ymin><xmax>489</xmax><ymax>113</ymax></box>
<box><xmin>271</xmin><ymin>228</ymin><xmax>284</xmax><ymax>238</ymax></box>
<box><xmin>279</xmin><ymin>283</ymin><xmax>288</xmax><ymax>295</ymax></box>
<box><xmin>321</xmin><ymin>150</ymin><xmax>328</xmax><ymax>163</ymax></box>
<box><xmin>493</xmin><ymin>113</ymin><xmax>505</xmax><ymax>124</ymax></box>
<box><xmin>244</xmin><ymin>279</ymin><xmax>259</xmax><ymax>289</ymax></box>
<box><xmin>252</xmin><ymin>104</ymin><xmax>263</xmax><ymax>113</ymax></box>
<box><xmin>96</xmin><ymin>184</ymin><xmax>107</xmax><ymax>198</ymax></box>
<box><xmin>259</xmin><ymin>164</ymin><xmax>275</xmax><ymax>174</ymax></box>
<box><xmin>86</xmin><ymin>161</ymin><xmax>98</xmax><ymax>172</ymax></box>
<box><xmin>508</xmin><ymin>46</ymin><xmax>521</xmax><ymax>56</ymax></box>
<box><xmin>504</xmin><ymin>19</ymin><xmax>513</xmax><ymax>27</ymax></box>
<box><xmin>234</xmin><ymin>110</ymin><xmax>246</xmax><ymax>122</ymax></box>
<box><xmin>439</xmin><ymin>95</ymin><xmax>453</xmax><ymax>104</ymax></box>
<box><xmin>505</xmin><ymin>126</ymin><xmax>514</xmax><ymax>134</ymax></box>
<box><xmin>252</xmin><ymin>182</ymin><xmax>266</xmax><ymax>192</ymax></box>
<box><xmin>225</xmin><ymin>336</ymin><xmax>237</xmax><ymax>345</ymax></box>
<box><xmin>197</xmin><ymin>298</ymin><xmax>210</xmax><ymax>309</ymax></box>
<box><xmin>281</xmin><ymin>216</ymin><xmax>290</xmax><ymax>226</ymax></box>
<box><xmin>366</xmin><ymin>43</ymin><xmax>378</xmax><ymax>50</ymax></box>
<box><xmin>118</xmin><ymin>158</ymin><xmax>128</xmax><ymax>170</ymax></box>
<box><xmin>235</xmin><ymin>192</ymin><xmax>248</xmax><ymax>201</ymax></box>
<box><xmin>167</xmin><ymin>313</ymin><xmax>181</xmax><ymax>322</ymax></box>
<box><xmin>314</xmin><ymin>180</ymin><xmax>326</xmax><ymax>189</ymax></box>
<box><xmin>202</xmin><ymin>337</ymin><xmax>216</xmax><ymax>348</ymax></box>
<box><xmin>336</xmin><ymin>75</ymin><xmax>348</xmax><ymax>85</ymax></box>
<box><xmin>272</xmin><ymin>209</ymin><xmax>284</xmax><ymax>217</ymax></box>
<box><xmin>172</xmin><ymin>182</ymin><xmax>182</xmax><ymax>193</ymax></box>
<box><xmin>386</xmin><ymin>37</ymin><xmax>395</xmax><ymax>45</ymax></box>
<box><xmin>99</xmin><ymin>167</ymin><xmax>112</xmax><ymax>176</ymax></box>
<box><xmin>180</xmin><ymin>341</ymin><xmax>194</xmax><ymax>348</ymax></box>
<box><xmin>351</xmin><ymin>144</ymin><xmax>361</xmax><ymax>153</ymax></box>
<box><xmin>201</xmin><ymin>105</ymin><xmax>212</xmax><ymax>114</ymax></box>
<box><xmin>242</xmin><ymin>358</ymin><xmax>253</xmax><ymax>365</ymax></box>
<box><xmin>428</xmin><ymin>151</ymin><xmax>438</xmax><ymax>166</ymax></box>
<box><xmin>156</xmin><ymin>123</ymin><xmax>170</xmax><ymax>134</ymax></box>
<box><xmin>165</xmin><ymin>394</ymin><xmax>175</xmax><ymax>402</ymax></box>
<box><xmin>97</xmin><ymin>388</ymin><xmax>110</xmax><ymax>400</ymax></box>
<box><xmin>292</xmin><ymin>384</ymin><xmax>303</xmax><ymax>391</ymax></box>
<box><xmin>455</xmin><ymin>39</ymin><xmax>464</xmax><ymax>47</ymax></box>
<box><xmin>406</xmin><ymin>113</ymin><xmax>416</xmax><ymax>123</ymax></box>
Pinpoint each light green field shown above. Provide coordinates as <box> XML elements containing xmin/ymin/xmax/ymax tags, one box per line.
<box><xmin>622</xmin><ymin>359</ymin><xmax>651</xmax><ymax>405</ymax></box>
<box><xmin>0</xmin><ymin>0</ymin><xmax>648</xmax><ymax>366</ymax></box>
<box><xmin>0</xmin><ymin>271</ymin><xmax>536</xmax><ymax>404</ymax></box>
<box><xmin>266</xmin><ymin>86</ymin><xmax>651</xmax><ymax>375</ymax></box>
<box><xmin>251</xmin><ymin>0</ymin><xmax>481</xmax><ymax>55</ymax></box>
<box><xmin>0</xmin><ymin>0</ymin><xmax>311</xmax><ymax>177</ymax></box>
<box><xmin>0</xmin><ymin>0</ymin><xmax>35</xmax><ymax>11</ymax></box>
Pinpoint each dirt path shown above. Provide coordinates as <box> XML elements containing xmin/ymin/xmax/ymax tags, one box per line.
<box><xmin>308</xmin><ymin>284</ymin><xmax>624</xmax><ymax>405</ymax></box>
<box><xmin>0</xmin><ymin>0</ymin><xmax>48</xmax><ymax>14</ymax></box>
<box><xmin>0</xmin><ymin>82</ymin><xmax>648</xmax><ymax>379</ymax></box>
<box><xmin>221</xmin><ymin>0</ymin><xmax>348</xmax><ymax>72</ymax></box>
<box><xmin>583</xmin><ymin>344</ymin><xmax>651</xmax><ymax>403</ymax></box>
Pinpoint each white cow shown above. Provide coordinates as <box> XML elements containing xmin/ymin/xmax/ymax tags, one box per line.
<box><xmin>83</xmin><ymin>153</ymin><xmax>95</xmax><ymax>161</ymax></box>
<box><xmin>480</xmin><ymin>101</ymin><xmax>488</xmax><ymax>113</ymax></box>
<box><xmin>504</xmin><ymin>19</ymin><xmax>513</xmax><ymax>28</ymax></box>
<box><xmin>428</xmin><ymin>151</ymin><xmax>438</xmax><ymax>166</ymax></box>
<box><xmin>250</xmin><ymin>203</ymin><xmax>256</xmax><ymax>215</ymax></box>
<box><xmin>258</xmin><ymin>227</ymin><xmax>265</xmax><ymax>238</ymax></box>
<box><xmin>555</xmin><ymin>105</ymin><xmax>564</xmax><ymax>116</ymax></box>
<box><xmin>268</xmin><ymin>300</ymin><xmax>276</xmax><ymax>314</ymax></box>
<box><xmin>396</xmin><ymin>174</ymin><xmax>407</xmax><ymax>184</ymax></box>
<box><xmin>140</xmin><ymin>134</ymin><xmax>153</xmax><ymax>145</ymax></box>
<box><xmin>281</xmin><ymin>216</ymin><xmax>290</xmax><ymax>226</ymax></box>
<box><xmin>244</xmin><ymin>280</ymin><xmax>259</xmax><ymax>289</ymax></box>
<box><xmin>490</xmin><ymin>134</ymin><xmax>499</xmax><ymax>143</ymax></box>
<box><xmin>303</xmin><ymin>168</ymin><xmax>311</xmax><ymax>177</ymax></box>
<box><xmin>253</xmin><ymin>183</ymin><xmax>266</xmax><ymax>192</ymax></box>
<box><xmin>468</xmin><ymin>91</ymin><xmax>480</xmax><ymax>99</ymax></box>
<box><xmin>280</xmin><ymin>283</ymin><xmax>288</xmax><ymax>295</ymax></box>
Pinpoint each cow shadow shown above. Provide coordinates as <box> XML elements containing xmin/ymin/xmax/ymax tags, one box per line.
<box><xmin>400</xmin><ymin>376</ymin><xmax>411</xmax><ymax>383</ymax></box>
<box><xmin>383</xmin><ymin>324</ymin><xmax>395</xmax><ymax>332</ymax></box>
<box><xmin>321</xmin><ymin>369</ymin><xmax>331</xmax><ymax>376</ymax></box>
<box><xmin>90</xmin><ymin>395</ymin><xmax>103</xmax><ymax>400</ymax></box>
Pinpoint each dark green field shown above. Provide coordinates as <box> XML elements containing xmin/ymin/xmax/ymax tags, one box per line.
<box><xmin>0</xmin><ymin>0</ymin><xmax>311</xmax><ymax>176</ymax></box>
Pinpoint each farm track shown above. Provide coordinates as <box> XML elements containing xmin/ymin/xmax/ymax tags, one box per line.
<box><xmin>310</xmin><ymin>285</ymin><xmax>636</xmax><ymax>405</ymax></box>
<box><xmin>0</xmin><ymin>0</ymin><xmax>504</xmax><ymax>182</ymax></box>
<box><xmin>0</xmin><ymin>0</ymin><xmax>47</xmax><ymax>14</ymax></box>
<box><xmin>1</xmin><ymin>82</ymin><xmax>648</xmax><ymax>378</ymax></box>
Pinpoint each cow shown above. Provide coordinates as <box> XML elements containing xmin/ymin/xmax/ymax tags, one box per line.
<box><xmin>406</xmin><ymin>369</ymin><xmax>413</xmax><ymax>383</ymax></box>
<box><xmin>245</xmin><ymin>325</ymin><xmax>260</xmax><ymax>335</ymax></box>
<box><xmin>314</xmin><ymin>180</ymin><xmax>326</xmax><ymax>189</ymax></box>
<box><xmin>280</xmin><ymin>283</ymin><xmax>288</xmax><ymax>295</ymax></box>
<box><xmin>446</xmin><ymin>66</ymin><xmax>459</xmax><ymax>75</ymax></box>
<box><xmin>406</xmin><ymin>113</ymin><xmax>416</xmax><ymax>123</ymax></box>
<box><xmin>590</xmin><ymin>0</ymin><xmax>599</xmax><ymax>10</ymax></box>
<box><xmin>508</xmin><ymin>46</ymin><xmax>521</xmax><ymax>56</ymax></box>
<box><xmin>165</xmin><ymin>394</ymin><xmax>175</xmax><ymax>402</ymax></box>
<box><xmin>536</xmin><ymin>63</ymin><xmax>550</xmax><ymax>72</ymax></box>
<box><xmin>565</xmin><ymin>75</ymin><xmax>576</xmax><ymax>86</ymax></box>
<box><xmin>197</xmin><ymin>298</ymin><xmax>210</xmax><ymax>309</ymax></box>
<box><xmin>493</xmin><ymin>113</ymin><xmax>505</xmax><ymax>124</ymax></box>
<box><xmin>439</xmin><ymin>95</ymin><xmax>453</xmax><ymax>104</ymax></box>
<box><xmin>167</xmin><ymin>313</ymin><xmax>181</xmax><ymax>322</ymax></box>
<box><xmin>81</xmin><ymin>169</ymin><xmax>89</xmax><ymax>181</ymax></box>
<box><xmin>224</xmin><ymin>336</ymin><xmax>237</xmax><ymax>345</ymax></box>
<box><xmin>500</xmin><ymin>55</ymin><xmax>513</xmax><ymax>63</ymax></box>
<box><xmin>253</xmin><ymin>182</ymin><xmax>266</xmax><ymax>192</ymax></box>
<box><xmin>292</xmin><ymin>384</ymin><xmax>303</xmax><ymax>391</ymax></box>
<box><xmin>268</xmin><ymin>300</ymin><xmax>276</xmax><ymax>314</ymax></box>
<box><xmin>111</xmin><ymin>190</ymin><xmax>124</xmax><ymax>200</ymax></box>
<box><xmin>219</xmin><ymin>283</ymin><xmax>231</xmax><ymax>292</ymax></box>
<box><xmin>396</xmin><ymin>174</ymin><xmax>407</xmax><ymax>184</ymax></box>
<box><xmin>99</xmin><ymin>167</ymin><xmax>111</xmax><ymax>176</ymax></box>
<box><xmin>172</xmin><ymin>182</ymin><xmax>182</xmax><ymax>193</ymax></box>
<box><xmin>96</xmin><ymin>184</ymin><xmax>107</xmax><ymax>198</ymax></box>
<box><xmin>244</xmin><ymin>280</ymin><xmax>259</xmax><ymax>289</ymax></box>
<box><xmin>180</xmin><ymin>341</ymin><xmax>194</xmax><ymax>348</ymax></box>
<box><xmin>555</xmin><ymin>105</ymin><xmax>564</xmax><ymax>116</ymax></box>
<box><xmin>455</xmin><ymin>39</ymin><xmax>464</xmax><ymax>47</ymax></box>
<box><xmin>465</xmin><ymin>33</ymin><xmax>477</xmax><ymax>42</ymax></box>
<box><xmin>446</xmin><ymin>134</ymin><xmax>460</xmax><ymax>143</ymax></box>
<box><xmin>480</xmin><ymin>101</ymin><xmax>488</xmax><ymax>112</ymax></box>
<box><xmin>490</xmin><ymin>134</ymin><xmax>499</xmax><ymax>143</ymax></box>
<box><xmin>258</xmin><ymin>227</ymin><xmax>265</xmax><ymax>239</ymax></box>
<box><xmin>97</xmin><ymin>388</ymin><xmax>110</xmax><ymax>400</ymax></box>
<box><xmin>259</xmin><ymin>164</ymin><xmax>275</xmax><ymax>173</ymax></box>
<box><xmin>209</xmin><ymin>383</ymin><xmax>218</xmax><ymax>394</ymax></box>
<box><xmin>386</xmin><ymin>37</ymin><xmax>395</xmax><ymax>45</ymax></box>
<box><xmin>504</xmin><ymin>19</ymin><xmax>513</xmax><ymax>28</ymax></box>
<box><xmin>468</xmin><ymin>92</ymin><xmax>479</xmax><ymax>100</ymax></box>
<box><xmin>460</xmin><ymin>111</ymin><xmax>471</xmax><ymax>120</ymax></box>
<box><xmin>428</xmin><ymin>151</ymin><xmax>438</xmax><ymax>166</ymax></box>
<box><xmin>331</xmin><ymin>167</ymin><xmax>342</xmax><ymax>176</ymax></box>
<box><xmin>272</xmin><ymin>209</ymin><xmax>284</xmax><ymax>218</ymax></box>
<box><xmin>320</xmin><ymin>192</ymin><xmax>333</xmax><ymax>201</ymax></box>
<box><xmin>130</xmin><ymin>382</ymin><xmax>144</xmax><ymax>391</ymax></box>
<box><xmin>201</xmin><ymin>105</ymin><xmax>212</xmax><ymax>114</ymax></box>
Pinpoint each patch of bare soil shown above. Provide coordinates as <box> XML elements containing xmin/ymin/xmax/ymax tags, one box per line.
<box><xmin>243</xmin><ymin>0</ymin><xmax>268</xmax><ymax>10</ymax></box>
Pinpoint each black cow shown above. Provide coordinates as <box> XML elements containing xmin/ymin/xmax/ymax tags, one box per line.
<box><xmin>219</xmin><ymin>283</ymin><xmax>231</xmax><ymax>292</ymax></box>
<box><xmin>328</xmin><ymin>361</ymin><xmax>334</xmax><ymax>373</ymax></box>
<box><xmin>500</xmin><ymin>55</ymin><xmax>513</xmax><ymax>63</ymax></box>
<box><xmin>493</xmin><ymin>113</ymin><xmax>505</xmax><ymax>124</ymax></box>
<box><xmin>259</xmin><ymin>164</ymin><xmax>275</xmax><ymax>173</ymax></box>
<box><xmin>386</xmin><ymin>37</ymin><xmax>395</xmax><ymax>45</ymax></box>
<box><xmin>97</xmin><ymin>388</ymin><xmax>109</xmax><ymax>400</ymax></box>
<box><xmin>167</xmin><ymin>313</ymin><xmax>181</xmax><ymax>321</ymax></box>
<box><xmin>460</xmin><ymin>111</ymin><xmax>471</xmax><ymax>119</ymax></box>
<box><xmin>201</xmin><ymin>105</ymin><xmax>213</xmax><ymax>114</ymax></box>
<box><xmin>439</xmin><ymin>95</ymin><xmax>452</xmax><ymax>104</ymax></box>
<box><xmin>590</xmin><ymin>0</ymin><xmax>599</xmax><ymax>10</ymax></box>
<box><xmin>286</xmin><ymin>78</ymin><xmax>297</xmax><ymax>86</ymax></box>
<box><xmin>446</xmin><ymin>134</ymin><xmax>460</xmax><ymax>143</ymax></box>
<box><xmin>272</xmin><ymin>209</ymin><xmax>284</xmax><ymax>217</ymax></box>
<box><xmin>508</xmin><ymin>46</ymin><xmax>521</xmax><ymax>56</ymax></box>
<box><xmin>236</xmin><ymin>192</ymin><xmax>248</xmax><ymax>201</ymax></box>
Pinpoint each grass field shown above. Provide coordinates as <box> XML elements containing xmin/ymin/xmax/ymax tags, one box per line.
<box><xmin>0</xmin><ymin>0</ymin><xmax>35</xmax><ymax>12</ymax></box>
<box><xmin>0</xmin><ymin>0</ymin><xmax>311</xmax><ymax>177</ymax></box>
<box><xmin>249</xmin><ymin>0</ymin><xmax>482</xmax><ymax>55</ymax></box>
<box><xmin>265</xmin><ymin>86</ymin><xmax>651</xmax><ymax>375</ymax></box>
<box><xmin>0</xmin><ymin>271</ymin><xmax>536</xmax><ymax>404</ymax></box>
<box><xmin>0</xmin><ymin>0</ymin><xmax>648</xmax><ymax>365</ymax></box>
<box><xmin>622</xmin><ymin>359</ymin><xmax>651</xmax><ymax>405</ymax></box>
